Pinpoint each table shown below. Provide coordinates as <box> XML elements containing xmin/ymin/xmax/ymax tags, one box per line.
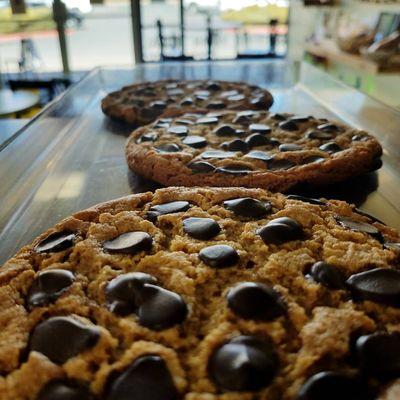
<box><xmin>0</xmin><ymin>118</ymin><xmax>29</xmax><ymax>148</ymax></box>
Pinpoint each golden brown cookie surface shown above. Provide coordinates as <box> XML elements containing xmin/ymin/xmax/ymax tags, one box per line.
<box><xmin>1</xmin><ymin>187</ymin><xmax>400</xmax><ymax>399</ymax></box>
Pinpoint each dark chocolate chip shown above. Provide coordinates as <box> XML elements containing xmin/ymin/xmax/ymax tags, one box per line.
<box><xmin>249</xmin><ymin>123</ymin><xmax>271</xmax><ymax>134</ymax></box>
<box><xmin>250</xmin><ymin>97</ymin><xmax>269</xmax><ymax>109</ymax></box>
<box><xmin>149</xmin><ymin>101</ymin><xmax>167</xmax><ymax>110</ymax></box>
<box><xmin>279</xmin><ymin>143</ymin><xmax>302</xmax><ymax>152</ymax></box>
<box><xmin>182</xmin><ymin>135</ymin><xmax>207</xmax><ymax>148</ymax></box>
<box><xmin>35</xmin><ymin>231</ymin><xmax>76</xmax><ymax>253</ymax></box>
<box><xmin>267</xmin><ymin>158</ymin><xmax>296</xmax><ymax>170</ymax></box>
<box><xmin>137</xmin><ymin>284</ymin><xmax>187</xmax><ymax>330</ymax></box>
<box><xmin>153</xmin><ymin>122</ymin><xmax>170</xmax><ymax>129</ymax></box>
<box><xmin>228</xmin><ymin>94</ymin><xmax>245</xmax><ymax>102</ymax></box>
<box><xmin>352</xmin><ymin>134</ymin><xmax>368</xmax><ymax>142</ymax></box>
<box><xmin>188</xmin><ymin>161</ymin><xmax>216</xmax><ymax>173</ymax></box>
<box><xmin>37</xmin><ymin>380</ymin><xmax>94</xmax><ymax>400</ymax></box>
<box><xmin>308</xmin><ymin>261</ymin><xmax>346</xmax><ymax>289</ymax></box>
<box><xmin>201</xmin><ymin>150</ymin><xmax>236</xmax><ymax>159</ymax></box>
<box><xmin>155</xmin><ymin>143</ymin><xmax>181</xmax><ymax>153</ymax></box>
<box><xmin>167</xmin><ymin>88</ymin><xmax>184</xmax><ymax>96</ymax></box>
<box><xmin>270</xmin><ymin>113</ymin><xmax>287</xmax><ymax>121</ymax></box>
<box><xmin>106</xmin><ymin>272</ymin><xmax>157</xmax><ymax>316</ymax></box>
<box><xmin>217</xmin><ymin>165</ymin><xmax>252</xmax><ymax>175</ymax></box>
<box><xmin>301</xmin><ymin>156</ymin><xmax>325</xmax><ymax>164</ymax></box>
<box><xmin>319</xmin><ymin>142</ymin><xmax>342</xmax><ymax>153</ymax></box>
<box><xmin>207</xmin><ymin>82</ymin><xmax>221</xmax><ymax>91</ymax></box>
<box><xmin>137</xmin><ymin>132</ymin><xmax>158</xmax><ymax>143</ymax></box>
<box><xmin>356</xmin><ymin>332</ymin><xmax>400</xmax><ymax>379</ymax></box>
<box><xmin>195</xmin><ymin>90</ymin><xmax>210</xmax><ymax>97</ymax></box>
<box><xmin>207</xmin><ymin>102</ymin><xmax>226</xmax><ymax>109</ymax></box>
<box><xmin>246</xmin><ymin>134</ymin><xmax>279</xmax><ymax>148</ymax></box>
<box><xmin>208</xmin><ymin>336</ymin><xmax>278</xmax><ymax>392</ymax></box>
<box><xmin>289</xmin><ymin>116</ymin><xmax>310</xmax><ymax>123</ymax></box>
<box><xmin>176</xmin><ymin>119</ymin><xmax>194</xmax><ymax>125</ymax></box>
<box><xmin>220</xmin><ymin>90</ymin><xmax>238</xmax><ymax>98</ymax></box>
<box><xmin>257</xmin><ymin>217</ymin><xmax>304</xmax><ymax>245</ymax></box>
<box><xmin>346</xmin><ymin>268</ymin><xmax>400</xmax><ymax>307</ymax></box>
<box><xmin>244</xmin><ymin>150</ymin><xmax>272</xmax><ymax>162</ymax></box>
<box><xmin>223</xmin><ymin>197</ymin><xmax>271</xmax><ymax>218</ymax></box>
<box><xmin>221</xmin><ymin>139</ymin><xmax>248</xmax><ymax>152</ymax></box>
<box><xmin>199</xmin><ymin>244</ymin><xmax>239</xmax><ymax>268</ymax></box>
<box><xmin>335</xmin><ymin>215</ymin><xmax>382</xmax><ymax>241</ymax></box>
<box><xmin>317</xmin><ymin>123</ymin><xmax>340</xmax><ymax>132</ymax></box>
<box><xmin>27</xmin><ymin>269</ymin><xmax>75</xmax><ymax>308</ymax></box>
<box><xmin>286</xmin><ymin>195</ymin><xmax>325</xmax><ymax>206</ymax></box>
<box><xmin>183</xmin><ymin>217</ymin><xmax>221</xmax><ymax>240</ymax></box>
<box><xmin>227</xmin><ymin>282</ymin><xmax>286</xmax><ymax>321</ymax></box>
<box><xmin>297</xmin><ymin>371</ymin><xmax>371</xmax><ymax>400</ymax></box>
<box><xmin>305</xmin><ymin>130</ymin><xmax>334</xmax><ymax>140</ymax></box>
<box><xmin>181</xmin><ymin>98</ymin><xmax>194</xmax><ymax>106</ymax></box>
<box><xmin>148</xmin><ymin>201</ymin><xmax>191</xmax><ymax>220</ymax></box>
<box><xmin>30</xmin><ymin>316</ymin><xmax>99</xmax><ymax>364</ymax></box>
<box><xmin>278</xmin><ymin>120</ymin><xmax>298</xmax><ymax>131</ymax></box>
<box><xmin>103</xmin><ymin>232</ymin><xmax>153</xmax><ymax>255</ymax></box>
<box><xmin>213</xmin><ymin>125</ymin><xmax>237</xmax><ymax>136</ymax></box>
<box><xmin>233</xmin><ymin>114</ymin><xmax>251</xmax><ymax>124</ymax></box>
<box><xmin>168</xmin><ymin>126</ymin><xmax>188</xmax><ymax>137</ymax></box>
<box><xmin>196</xmin><ymin>116</ymin><xmax>219</xmax><ymax>125</ymax></box>
<box><xmin>107</xmin><ymin>355</ymin><xmax>179</xmax><ymax>400</ymax></box>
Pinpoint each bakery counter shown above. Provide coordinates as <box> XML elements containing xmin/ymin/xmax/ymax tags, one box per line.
<box><xmin>0</xmin><ymin>60</ymin><xmax>399</xmax><ymax>264</ymax></box>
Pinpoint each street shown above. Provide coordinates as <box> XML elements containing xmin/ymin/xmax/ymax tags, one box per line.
<box><xmin>0</xmin><ymin>2</ymin><xmax>286</xmax><ymax>72</ymax></box>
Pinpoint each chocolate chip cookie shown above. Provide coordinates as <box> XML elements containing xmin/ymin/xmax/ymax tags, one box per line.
<box><xmin>126</xmin><ymin>111</ymin><xmax>382</xmax><ymax>191</ymax></box>
<box><xmin>1</xmin><ymin>186</ymin><xmax>400</xmax><ymax>399</ymax></box>
<box><xmin>101</xmin><ymin>80</ymin><xmax>274</xmax><ymax>125</ymax></box>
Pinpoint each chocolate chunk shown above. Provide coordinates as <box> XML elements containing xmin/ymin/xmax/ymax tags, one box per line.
<box><xmin>221</xmin><ymin>139</ymin><xmax>248</xmax><ymax>152</ymax></box>
<box><xmin>35</xmin><ymin>231</ymin><xmax>76</xmax><ymax>253</ymax></box>
<box><xmin>183</xmin><ymin>217</ymin><xmax>221</xmax><ymax>240</ymax></box>
<box><xmin>201</xmin><ymin>150</ymin><xmax>236</xmax><ymax>159</ymax></box>
<box><xmin>155</xmin><ymin>143</ymin><xmax>181</xmax><ymax>153</ymax></box>
<box><xmin>188</xmin><ymin>161</ymin><xmax>216</xmax><ymax>173</ymax></box>
<box><xmin>306</xmin><ymin>130</ymin><xmax>334</xmax><ymax>140</ymax></box>
<box><xmin>302</xmin><ymin>156</ymin><xmax>325</xmax><ymax>164</ymax></box>
<box><xmin>308</xmin><ymin>261</ymin><xmax>346</xmax><ymax>289</ymax></box>
<box><xmin>107</xmin><ymin>355</ymin><xmax>179</xmax><ymax>400</ymax></box>
<box><xmin>195</xmin><ymin>90</ymin><xmax>210</xmax><ymax>97</ymax></box>
<box><xmin>289</xmin><ymin>116</ymin><xmax>310</xmax><ymax>123</ymax></box>
<box><xmin>233</xmin><ymin>114</ymin><xmax>251</xmax><ymax>125</ymax></box>
<box><xmin>207</xmin><ymin>101</ymin><xmax>226</xmax><ymax>109</ymax></box>
<box><xmin>149</xmin><ymin>101</ymin><xmax>167</xmax><ymax>110</ymax></box>
<box><xmin>167</xmin><ymin>88</ymin><xmax>184</xmax><ymax>96</ymax></box>
<box><xmin>279</xmin><ymin>143</ymin><xmax>302</xmax><ymax>152</ymax></box>
<box><xmin>249</xmin><ymin>123</ymin><xmax>271</xmax><ymax>134</ymax></box>
<box><xmin>37</xmin><ymin>380</ymin><xmax>94</xmax><ymax>400</ymax></box>
<box><xmin>227</xmin><ymin>282</ymin><xmax>285</xmax><ymax>321</ymax></box>
<box><xmin>208</xmin><ymin>336</ymin><xmax>278</xmax><ymax>391</ymax></box>
<box><xmin>250</xmin><ymin>97</ymin><xmax>269</xmax><ymax>109</ymax></box>
<box><xmin>182</xmin><ymin>135</ymin><xmax>207</xmax><ymax>148</ymax></box>
<box><xmin>317</xmin><ymin>123</ymin><xmax>340</xmax><ymax>132</ymax></box>
<box><xmin>246</xmin><ymin>134</ymin><xmax>279</xmax><ymax>148</ymax></box>
<box><xmin>181</xmin><ymin>98</ymin><xmax>194</xmax><ymax>106</ymax></box>
<box><xmin>244</xmin><ymin>150</ymin><xmax>272</xmax><ymax>162</ymax></box>
<box><xmin>346</xmin><ymin>268</ymin><xmax>400</xmax><ymax>307</ymax></box>
<box><xmin>213</xmin><ymin>125</ymin><xmax>237</xmax><ymax>136</ymax></box>
<box><xmin>168</xmin><ymin>126</ymin><xmax>188</xmax><ymax>137</ymax></box>
<box><xmin>356</xmin><ymin>332</ymin><xmax>400</xmax><ymax>379</ymax></box>
<box><xmin>148</xmin><ymin>201</ymin><xmax>190</xmax><ymax>220</ymax></box>
<box><xmin>220</xmin><ymin>90</ymin><xmax>238</xmax><ymax>98</ymax></box>
<box><xmin>153</xmin><ymin>122</ymin><xmax>170</xmax><ymax>129</ymax></box>
<box><xmin>30</xmin><ymin>316</ymin><xmax>99</xmax><ymax>364</ymax></box>
<box><xmin>137</xmin><ymin>284</ymin><xmax>187</xmax><ymax>330</ymax></box>
<box><xmin>106</xmin><ymin>272</ymin><xmax>157</xmax><ymax>315</ymax></box>
<box><xmin>352</xmin><ymin>134</ymin><xmax>368</xmax><ymax>142</ymax></box>
<box><xmin>297</xmin><ymin>371</ymin><xmax>371</xmax><ymax>400</ymax></box>
<box><xmin>196</xmin><ymin>116</ymin><xmax>219</xmax><ymax>125</ymax></box>
<box><xmin>257</xmin><ymin>217</ymin><xmax>303</xmax><ymax>245</ymax></box>
<box><xmin>267</xmin><ymin>158</ymin><xmax>296</xmax><ymax>170</ymax></box>
<box><xmin>176</xmin><ymin>119</ymin><xmax>194</xmax><ymax>125</ymax></box>
<box><xmin>335</xmin><ymin>215</ymin><xmax>382</xmax><ymax>241</ymax></box>
<box><xmin>137</xmin><ymin>132</ymin><xmax>158</xmax><ymax>143</ymax></box>
<box><xmin>270</xmin><ymin>113</ymin><xmax>287</xmax><ymax>121</ymax></box>
<box><xmin>228</xmin><ymin>94</ymin><xmax>245</xmax><ymax>102</ymax></box>
<box><xmin>207</xmin><ymin>82</ymin><xmax>221</xmax><ymax>91</ymax></box>
<box><xmin>278</xmin><ymin>120</ymin><xmax>298</xmax><ymax>131</ymax></box>
<box><xmin>27</xmin><ymin>269</ymin><xmax>75</xmax><ymax>308</ymax></box>
<box><xmin>319</xmin><ymin>142</ymin><xmax>342</xmax><ymax>153</ymax></box>
<box><xmin>103</xmin><ymin>232</ymin><xmax>153</xmax><ymax>255</ymax></box>
<box><xmin>223</xmin><ymin>197</ymin><xmax>271</xmax><ymax>218</ymax></box>
<box><xmin>199</xmin><ymin>244</ymin><xmax>239</xmax><ymax>268</ymax></box>
<box><xmin>286</xmin><ymin>195</ymin><xmax>325</xmax><ymax>206</ymax></box>
<box><xmin>217</xmin><ymin>165</ymin><xmax>252</xmax><ymax>175</ymax></box>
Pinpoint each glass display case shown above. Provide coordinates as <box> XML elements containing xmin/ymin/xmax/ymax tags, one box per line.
<box><xmin>1</xmin><ymin>60</ymin><xmax>399</xmax><ymax>264</ymax></box>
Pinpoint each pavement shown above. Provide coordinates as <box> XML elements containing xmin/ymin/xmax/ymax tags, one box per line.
<box><xmin>0</xmin><ymin>2</ymin><xmax>286</xmax><ymax>72</ymax></box>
